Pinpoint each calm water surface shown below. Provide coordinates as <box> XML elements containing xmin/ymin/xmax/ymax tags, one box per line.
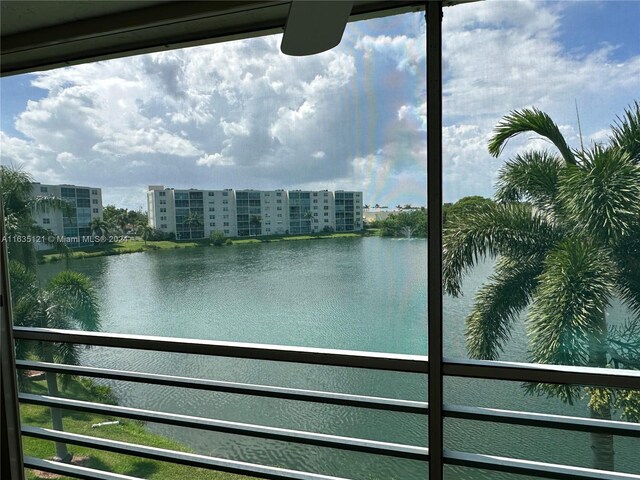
<box><xmin>38</xmin><ymin>237</ymin><xmax>639</xmax><ymax>479</ymax></box>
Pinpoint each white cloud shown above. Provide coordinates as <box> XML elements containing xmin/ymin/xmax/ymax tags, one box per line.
<box><xmin>2</xmin><ymin>4</ymin><xmax>639</xmax><ymax>210</ymax></box>
<box><xmin>356</xmin><ymin>33</ymin><xmax>426</xmax><ymax>73</ymax></box>
<box><xmin>439</xmin><ymin>0</ymin><xmax>640</xmax><ymax>202</ymax></box>
<box><xmin>196</xmin><ymin>153</ymin><xmax>234</xmax><ymax>167</ymax></box>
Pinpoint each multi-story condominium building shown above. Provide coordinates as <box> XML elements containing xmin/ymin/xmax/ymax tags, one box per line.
<box><xmin>147</xmin><ymin>186</ymin><xmax>363</xmax><ymax>239</ymax></box>
<box><xmin>31</xmin><ymin>183</ymin><xmax>103</xmax><ymax>247</ymax></box>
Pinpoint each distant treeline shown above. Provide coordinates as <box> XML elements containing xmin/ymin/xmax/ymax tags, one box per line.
<box><xmin>368</xmin><ymin>196</ymin><xmax>493</xmax><ymax>238</ymax></box>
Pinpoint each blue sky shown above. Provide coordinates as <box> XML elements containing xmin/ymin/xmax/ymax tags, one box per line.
<box><xmin>1</xmin><ymin>0</ymin><xmax>639</xmax><ymax>210</ymax></box>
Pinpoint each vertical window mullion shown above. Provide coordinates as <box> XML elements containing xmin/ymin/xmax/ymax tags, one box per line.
<box><xmin>427</xmin><ymin>1</ymin><xmax>444</xmax><ymax>479</ymax></box>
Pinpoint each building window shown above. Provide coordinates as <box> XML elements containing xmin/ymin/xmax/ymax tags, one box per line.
<box><xmin>223</xmin><ymin>207</ymin><xmax>229</xmax><ymax>212</ymax></box>
<box><xmin>223</xmin><ymin>215</ymin><xmax>229</xmax><ymax>219</ymax></box>
<box><xmin>208</xmin><ymin>192</ymin><xmax>214</xmax><ymax>196</ymax></box>
<box><xmin>324</xmin><ymin>213</ymin><xmax>329</xmax><ymax>217</ymax></box>
<box><xmin>40</xmin><ymin>186</ymin><xmax>48</xmax><ymax>193</ymax></box>
<box><xmin>277</xmin><ymin>206</ymin><xmax>282</xmax><ymax>211</ymax></box>
<box><xmin>160</xmin><ymin>208</ymin><xmax>166</xmax><ymax>212</ymax></box>
<box><xmin>209</xmin><ymin>215</ymin><xmax>215</xmax><ymax>220</ymax></box>
<box><xmin>42</xmin><ymin>218</ymin><xmax>50</xmax><ymax>224</ymax></box>
<box><xmin>324</xmin><ymin>199</ymin><xmax>329</xmax><ymax>203</ymax></box>
<box><xmin>223</xmin><ymin>222</ymin><xmax>229</xmax><ymax>227</ymax></box>
<box><xmin>314</xmin><ymin>213</ymin><xmax>318</xmax><ymax>217</ymax></box>
<box><xmin>277</xmin><ymin>214</ymin><xmax>282</xmax><ymax>218</ymax></box>
<box><xmin>223</xmin><ymin>200</ymin><xmax>228</xmax><ymax>204</ymax></box>
<box><xmin>209</xmin><ymin>207</ymin><xmax>215</xmax><ymax>211</ymax></box>
<box><xmin>160</xmin><ymin>224</ymin><xmax>167</xmax><ymax>229</ymax></box>
<box><xmin>277</xmin><ymin>199</ymin><xmax>282</xmax><ymax>203</ymax></box>
<box><xmin>210</xmin><ymin>222</ymin><xmax>216</xmax><ymax>227</ymax></box>
<box><xmin>93</xmin><ymin>208</ymin><xmax>99</xmax><ymax>214</ymax></box>
<box><xmin>160</xmin><ymin>216</ymin><xmax>166</xmax><ymax>221</ymax></box>
<box><xmin>324</xmin><ymin>206</ymin><xmax>329</xmax><ymax>210</ymax></box>
<box><xmin>159</xmin><ymin>191</ymin><xmax>166</xmax><ymax>197</ymax></box>
<box><xmin>222</xmin><ymin>191</ymin><xmax>228</xmax><ymax>196</ymax></box>
<box><xmin>224</xmin><ymin>229</ymin><xmax>230</xmax><ymax>234</ymax></box>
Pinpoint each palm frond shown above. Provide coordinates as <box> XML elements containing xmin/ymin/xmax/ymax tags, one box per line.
<box><xmin>613</xmin><ymin>389</ymin><xmax>640</xmax><ymax>423</ymax></box>
<box><xmin>8</xmin><ymin>261</ymin><xmax>38</xmax><ymax>304</ymax></box>
<box><xmin>495</xmin><ymin>150</ymin><xmax>564</xmax><ymax>216</ymax></box>
<box><xmin>46</xmin><ymin>271</ymin><xmax>101</xmax><ymax>331</ymax></box>
<box><xmin>444</xmin><ymin>203</ymin><xmax>559</xmax><ymax>296</ymax></box>
<box><xmin>560</xmin><ymin>146</ymin><xmax>640</xmax><ymax>244</ymax></box>
<box><xmin>607</xmin><ymin>319</ymin><xmax>640</xmax><ymax>370</ymax></box>
<box><xmin>610</xmin><ymin>100</ymin><xmax>640</xmax><ymax>163</ymax></box>
<box><xmin>528</xmin><ymin>237</ymin><xmax>615</xmax><ymax>367</ymax></box>
<box><xmin>488</xmin><ymin>108</ymin><xmax>576</xmax><ymax>165</ymax></box>
<box><xmin>28</xmin><ymin>195</ymin><xmax>73</xmax><ymax>216</ymax></box>
<box><xmin>614</xmin><ymin>228</ymin><xmax>640</xmax><ymax>318</ymax></box>
<box><xmin>465</xmin><ymin>257</ymin><xmax>541</xmax><ymax>360</ymax></box>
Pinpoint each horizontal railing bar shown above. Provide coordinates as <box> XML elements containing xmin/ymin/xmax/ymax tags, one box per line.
<box><xmin>445</xmin><ymin>404</ymin><xmax>640</xmax><ymax>438</ymax></box>
<box><xmin>16</xmin><ymin>360</ymin><xmax>428</xmax><ymax>414</ymax></box>
<box><xmin>13</xmin><ymin>327</ymin><xmax>428</xmax><ymax>373</ymax></box>
<box><xmin>23</xmin><ymin>427</ymin><xmax>356</xmax><ymax>480</ymax></box>
<box><xmin>443</xmin><ymin>358</ymin><xmax>640</xmax><ymax>390</ymax></box>
<box><xmin>19</xmin><ymin>393</ymin><xmax>429</xmax><ymax>461</ymax></box>
<box><xmin>24</xmin><ymin>456</ymin><xmax>142</xmax><ymax>480</ymax></box>
<box><xmin>444</xmin><ymin>449</ymin><xmax>640</xmax><ymax>480</ymax></box>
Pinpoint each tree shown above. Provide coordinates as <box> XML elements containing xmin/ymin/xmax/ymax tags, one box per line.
<box><xmin>443</xmin><ymin>196</ymin><xmax>494</xmax><ymax>226</ymax></box>
<box><xmin>89</xmin><ymin>218</ymin><xmax>109</xmax><ymax>238</ymax></box>
<box><xmin>183</xmin><ymin>212</ymin><xmax>203</xmax><ymax>239</ymax></box>
<box><xmin>379</xmin><ymin>209</ymin><xmax>427</xmax><ymax>238</ymax></box>
<box><xmin>103</xmin><ymin>205</ymin><xmax>147</xmax><ymax>234</ymax></box>
<box><xmin>209</xmin><ymin>230</ymin><xmax>226</xmax><ymax>246</ymax></box>
<box><xmin>10</xmin><ymin>262</ymin><xmax>100</xmax><ymax>463</ymax></box>
<box><xmin>443</xmin><ymin>102</ymin><xmax>640</xmax><ymax>471</ymax></box>
<box><xmin>249</xmin><ymin>215</ymin><xmax>262</xmax><ymax>236</ymax></box>
<box><xmin>1</xmin><ymin>166</ymin><xmax>70</xmax><ymax>269</ymax></box>
<box><xmin>136</xmin><ymin>223</ymin><xmax>154</xmax><ymax>245</ymax></box>
<box><xmin>304</xmin><ymin>210</ymin><xmax>314</xmax><ymax>233</ymax></box>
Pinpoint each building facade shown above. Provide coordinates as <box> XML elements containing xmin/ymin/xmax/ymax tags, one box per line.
<box><xmin>147</xmin><ymin>186</ymin><xmax>363</xmax><ymax>239</ymax></box>
<box><xmin>31</xmin><ymin>183</ymin><xmax>103</xmax><ymax>247</ymax></box>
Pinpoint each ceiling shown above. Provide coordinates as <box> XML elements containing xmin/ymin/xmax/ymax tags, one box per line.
<box><xmin>0</xmin><ymin>1</ymin><xmax>431</xmax><ymax>77</ymax></box>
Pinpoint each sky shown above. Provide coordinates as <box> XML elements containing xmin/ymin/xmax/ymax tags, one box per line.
<box><xmin>1</xmin><ymin>0</ymin><xmax>639</xmax><ymax>210</ymax></box>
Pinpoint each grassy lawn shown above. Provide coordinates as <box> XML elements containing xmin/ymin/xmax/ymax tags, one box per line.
<box><xmin>21</xmin><ymin>378</ymin><xmax>255</xmax><ymax>480</ymax></box>
<box><xmin>39</xmin><ymin>233</ymin><xmax>364</xmax><ymax>263</ymax></box>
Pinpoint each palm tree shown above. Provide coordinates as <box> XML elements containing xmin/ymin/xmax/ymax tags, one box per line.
<box><xmin>89</xmin><ymin>218</ymin><xmax>109</xmax><ymax>238</ymax></box>
<box><xmin>10</xmin><ymin>262</ymin><xmax>100</xmax><ymax>463</ymax></box>
<box><xmin>136</xmin><ymin>223</ymin><xmax>154</xmax><ymax>245</ymax></box>
<box><xmin>443</xmin><ymin>102</ymin><xmax>640</xmax><ymax>471</ymax></box>
<box><xmin>184</xmin><ymin>211</ymin><xmax>203</xmax><ymax>239</ymax></box>
<box><xmin>249</xmin><ymin>215</ymin><xmax>262</xmax><ymax>236</ymax></box>
<box><xmin>1</xmin><ymin>166</ymin><xmax>70</xmax><ymax>269</ymax></box>
<box><xmin>304</xmin><ymin>210</ymin><xmax>314</xmax><ymax>233</ymax></box>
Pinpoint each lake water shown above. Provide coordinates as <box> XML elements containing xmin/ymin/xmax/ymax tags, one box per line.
<box><xmin>38</xmin><ymin>237</ymin><xmax>639</xmax><ymax>479</ymax></box>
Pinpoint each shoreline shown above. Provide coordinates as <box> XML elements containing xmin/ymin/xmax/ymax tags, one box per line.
<box><xmin>37</xmin><ymin>231</ymin><xmax>371</xmax><ymax>264</ymax></box>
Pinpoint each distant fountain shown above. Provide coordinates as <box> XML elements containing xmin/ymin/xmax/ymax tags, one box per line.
<box><xmin>400</xmin><ymin>226</ymin><xmax>414</xmax><ymax>239</ymax></box>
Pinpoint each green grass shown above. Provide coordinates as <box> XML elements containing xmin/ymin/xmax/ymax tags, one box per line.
<box><xmin>21</xmin><ymin>378</ymin><xmax>254</xmax><ymax>480</ymax></box>
<box><xmin>39</xmin><ymin>233</ymin><xmax>364</xmax><ymax>263</ymax></box>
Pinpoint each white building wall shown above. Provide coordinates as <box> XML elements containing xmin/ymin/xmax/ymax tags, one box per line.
<box><xmin>31</xmin><ymin>183</ymin><xmax>103</xmax><ymax>248</ymax></box>
<box><xmin>146</xmin><ymin>186</ymin><xmax>361</xmax><ymax>238</ymax></box>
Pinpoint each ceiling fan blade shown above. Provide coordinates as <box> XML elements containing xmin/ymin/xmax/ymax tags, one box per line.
<box><xmin>281</xmin><ymin>1</ymin><xmax>354</xmax><ymax>56</ymax></box>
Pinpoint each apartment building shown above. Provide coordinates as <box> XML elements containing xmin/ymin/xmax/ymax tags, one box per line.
<box><xmin>148</xmin><ymin>186</ymin><xmax>363</xmax><ymax>239</ymax></box>
<box><xmin>31</xmin><ymin>183</ymin><xmax>103</xmax><ymax>246</ymax></box>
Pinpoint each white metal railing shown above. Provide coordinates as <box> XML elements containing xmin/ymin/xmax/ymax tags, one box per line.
<box><xmin>12</xmin><ymin>326</ymin><xmax>640</xmax><ymax>480</ymax></box>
